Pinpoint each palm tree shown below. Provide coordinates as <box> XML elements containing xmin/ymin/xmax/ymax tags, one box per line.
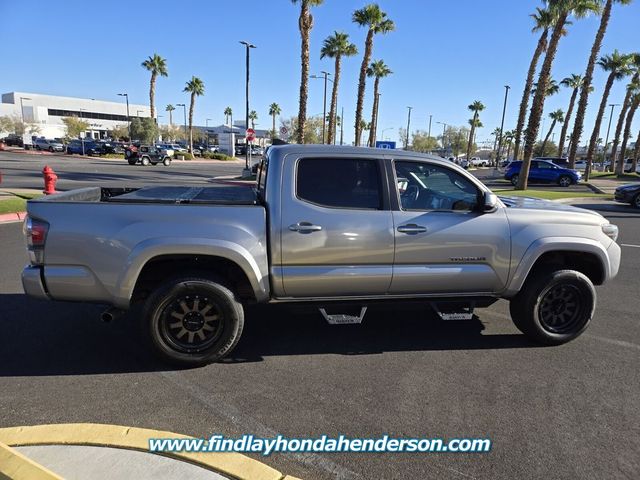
<box><xmin>268</xmin><ymin>103</ymin><xmax>281</xmax><ymax>139</ymax></box>
<box><xmin>567</xmin><ymin>0</ymin><xmax>634</xmax><ymax>168</ymax></box>
<box><xmin>292</xmin><ymin>0</ymin><xmax>324</xmax><ymax>144</ymax></box>
<box><xmin>518</xmin><ymin>0</ymin><xmax>601</xmax><ymax>190</ymax></box>
<box><xmin>366</xmin><ymin>59</ymin><xmax>392</xmax><ymax>147</ymax></box>
<box><xmin>358</xmin><ymin>119</ymin><xmax>370</xmax><ymax>146</ymax></box>
<box><xmin>504</xmin><ymin>130</ymin><xmax>516</xmax><ymax>160</ymax></box>
<box><xmin>531</xmin><ymin>78</ymin><xmax>560</xmax><ymax>97</ymax></box>
<box><xmin>141</xmin><ymin>54</ymin><xmax>168</xmax><ymax>120</ymax></box>
<box><xmin>541</xmin><ymin>109</ymin><xmax>565</xmax><ymax>153</ymax></box>
<box><xmin>512</xmin><ymin>7</ymin><xmax>556</xmax><ymax>163</ymax></box>
<box><xmin>610</xmin><ymin>55</ymin><xmax>640</xmax><ymax>174</ymax></box>
<box><xmin>618</xmin><ymin>90</ymin><xmax>640</xmax><ymax>168</ymax></box>
<box><xmin>583</xmin><ymin>50</ymin><xmax>631</xmax><ymax>179</ymax></box>
<box><xmin>556</xmin><ymin>74</ymin><xmax>583</xmax><ymax>156</ymax></box>
<box><xmin>491</xmin><ymin>127</ymin><xmax>502</xmax><ymax>156</ymax></box>
<box><xmin>183</xmin><ymin>76</ymin><xmax>205</xmax><ymax>153</ymax></box>
<box><xmin>465</xmin><ymin>101</ymin><xmax>485</xmax><ymax>160</ymax></box>
<box><xmin>165</xmin><ymin>104</ymin><xmax>175</xmax><ymax>126</ymax></box>
<box><xmin>249</xmin><ymin>110</ymin><xmax>258</xmax><ymax>129</ymax></box>
<box><xmin>631</xmin><ymin>128</ymin><xmax>640</xmax><ymax>173</ymax></box>
<box><xmin>321</xmin><ymin>31</ymin><xmax>358</xmax><ymax>144</ymax></box>
<box><xmin>352</xmin><ymin>4</ymin><xmax>395</xmax><ymax>146</ymax></box>
<box><xmin>468</xmin><ymin>118</ymin><xmax>483</xmax><ymax>146</ymax></box>
<box><xmin>224</xmin><ymin>106</ymin><xmax>233</xmax><ymax>126</ymax></box>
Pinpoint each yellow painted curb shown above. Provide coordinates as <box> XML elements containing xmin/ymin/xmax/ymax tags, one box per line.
<box><xmin>0</xmin><ymin>441</ymin><xmax>63</xmax><ymax>480</ymax></box>
<box><xmin>0</xmin><ymin>424</ymin><xmax>287</xmax><ymax>480</ymax></box>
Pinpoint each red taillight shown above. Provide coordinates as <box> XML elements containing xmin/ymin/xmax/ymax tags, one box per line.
<box><xmin>24</xmin><ymin>216</ymin><xmax>49</xmax><ymax>264</ymax></box>
<box><xmin>31</xmin><ymin>222</ymin><xmax>48</xmax><ymax>246</ymax></box>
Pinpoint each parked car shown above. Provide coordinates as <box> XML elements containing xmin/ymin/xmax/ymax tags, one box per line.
<box><xmin>536</xmin><ymin>156</ymin><xmax>568</xmax><ymax>167</ymax></box>
<box><xmin>469</xmin><ymin>157</ymin><xmax>489</xmax><ymax>167</ymax></box>
<box><xmin>21</xmin><ymin>145</ymin><xmax>620</xmax><ymax>365</ymax></box>
<box><xmin>124</xmin><ymin>145</ymin><xmax>172</xmax><ymax>166</ymax></box>
<box><xmin>208</xmin><ymin>145</ymin><xmax>220</xmax><ymax>153</ymax></box>
<box><xmin>34</xmin><ymin>138</ymin><xmax>64</xmax><ymax>152</ymax></box>
<box><xmin>3</xmin><ymin>134</ymin><xmax>23</xmax><ymax>147</ymax></box>
<box><xmin>66</xmin><ymin>139</ymin><xmax>102</xmax><ymax>155</ymax></box>
<box><xmin>614</xmin><ymin>183</ymin><xmax>640</xmax><ymax>209</ymax></box>
<box><xmin>504</xmin><ymin>160</ymin><xmax>582</xmax><ymax>187</ymax></box>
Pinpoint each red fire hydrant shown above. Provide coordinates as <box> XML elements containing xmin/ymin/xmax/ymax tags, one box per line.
<box><xmin>42</xmin><ymin>165</ymin><xmax>58</xmax><ymax>195</ymax></box>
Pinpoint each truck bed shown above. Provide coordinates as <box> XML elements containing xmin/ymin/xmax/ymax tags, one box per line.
<box><xmin>36</xmin><ymin>185</ymin><xmax>258</xmax><ymax>205</ymax></box>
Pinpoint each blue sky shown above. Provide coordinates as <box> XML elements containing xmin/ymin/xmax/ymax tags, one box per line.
<box><xmin>1</xmin><ymin>0</ymin><xmax>639</xmax><ymax>145</ymax></box>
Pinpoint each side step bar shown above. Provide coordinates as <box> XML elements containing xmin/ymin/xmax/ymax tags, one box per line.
<box><xmin>319</xmin><ymin>307</ymin><xmax>368</xmax><ymax>325</ymax></box>
<box><xmin>318</xmin><ymin>301</ymin><xmax>477</xmax><ymax>324</ymax></box>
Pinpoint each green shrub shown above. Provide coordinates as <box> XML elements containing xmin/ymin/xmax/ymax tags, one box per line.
<box><xmin>103</xmin><ymin>153</ymin><xmax>124</xmax><ymax>159</ymax></box>
<box><xmin>202</xmin><ymin>152</ymin><xmax>234</xmax><ymax>161</ymax></box>
<box><xmin>173</xmin><ymin>152</ymin><xmax>194</xmax><ymax>160</ymax></box>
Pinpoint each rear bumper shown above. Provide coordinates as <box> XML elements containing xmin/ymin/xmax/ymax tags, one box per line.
<box><xmin>21</xmin><ymin>265</ymin><xmax>50</xmax><ymax>300</ymax></box>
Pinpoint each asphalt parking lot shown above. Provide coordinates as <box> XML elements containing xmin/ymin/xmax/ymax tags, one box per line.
<box><xmin>0</xmin><ymin>200</ymin><xmax>639</xmax><ymax>479</ymax></box>
<box><xmin>0</xmin><ymin>151</ymin><xmax>243</xmax><ymax>190</ymax></box>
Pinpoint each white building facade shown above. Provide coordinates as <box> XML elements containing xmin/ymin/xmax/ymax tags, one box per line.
<box><xmin>0</xmin><ymin>91</ymin><xmax>150</xmax><ymax>140</ymax></box>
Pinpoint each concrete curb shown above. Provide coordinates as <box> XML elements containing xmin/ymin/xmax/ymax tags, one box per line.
<box><xmin>0</xmin><ymin>441</ymin><xmax>63</xmax><ymax>480</ymax></box>
<box><xmin>0</xmin><ymin>424</ymin><xmax>298</xmax><ymax>480</ymax></box>
<box><xmin>0</xmin><ymin>211</ymin><xmax>26</xmax><ymax>224</ymax></box>
<box><xmin>585</xmin><ymin>182</ymin><xmax>606</xmax><ymax>194</ymax></box>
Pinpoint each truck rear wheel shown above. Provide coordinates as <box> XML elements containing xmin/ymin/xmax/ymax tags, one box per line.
<box><xmin>143</xmin><ymin>276</ymin><xmax>244</xmax><ymax>365</ymax></box>
<box><xmin>127</xmin><ymin>159</ymin><xmax>137</xmax><ymax>165</ymax></box>
<box><xmin>509</xmin><ymin>269</ymin><xmax>595</xmax><ymax>345</ymax></box>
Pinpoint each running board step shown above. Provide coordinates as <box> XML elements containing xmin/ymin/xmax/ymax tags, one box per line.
<box><xmin>431</xmin><ymin>301</ymin><xmax>475</xmax><ymax>321</ymax></box>
<box><xmin>319</xmin><ymin>307</ymin><xmax>368</xmax><ymax>325</ymax></box>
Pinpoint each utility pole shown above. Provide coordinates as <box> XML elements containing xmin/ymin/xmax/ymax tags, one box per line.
<box><xmin>496</xmin><ymin>85</ymin><xmax>510</xmax><ymax>167</ymax></box>
<box><xmin>240</xmin><ymin>40</ymin><xmax>256</xmax><ymax>177</ymax></box>
<box><xmin>405</xmin><ymin>106</ymin><xmax>412</xmax><ymax>150</ymax></box>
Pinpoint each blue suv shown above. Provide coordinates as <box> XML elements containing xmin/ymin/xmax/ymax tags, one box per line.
<box><xmin>504</xmin><ymin>160</ymin><xmax>581</xmax><ymax>187</ymax></box>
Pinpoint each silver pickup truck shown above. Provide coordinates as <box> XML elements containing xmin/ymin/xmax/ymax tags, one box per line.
<box><xmin>22</xmin><ymin>145</ymin><xmax>621</xmax><ymax>365</ymax></box>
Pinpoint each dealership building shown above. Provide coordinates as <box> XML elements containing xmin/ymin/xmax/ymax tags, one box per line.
<box><xmin>0</xmin><ymin>91</ymin><xmax>151</xmax><ymax>140</ymax></box>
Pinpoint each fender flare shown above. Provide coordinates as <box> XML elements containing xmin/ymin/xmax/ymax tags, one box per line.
<box><xmin>112</xmin><ymin>237</ymin><xmax>269</xmax><ymax>308</ymax></box>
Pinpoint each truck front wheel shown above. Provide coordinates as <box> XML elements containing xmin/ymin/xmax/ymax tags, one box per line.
<box><xmin>509</xmin><ymin>269</ymin><xmax>595</xmax><ymax>345</ymax></box>
<box><xmin>143</xmin><ymin>276</ymin><xmax>244</xmax><ymax>365</ymax></box>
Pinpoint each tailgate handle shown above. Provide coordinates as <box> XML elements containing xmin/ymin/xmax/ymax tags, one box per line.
<box><xmin>289</xmin><ymin>222</ymin><xmax>323</xmax><ymax>233</ymax></box>
<box><xmin>397</xmin><ymin>224</ymin><xmax>427</xmax><ymax>234</ymax></box>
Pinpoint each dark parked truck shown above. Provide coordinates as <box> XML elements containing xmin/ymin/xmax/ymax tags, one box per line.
<box><xmin>124</xmin><ymin>145</ymin><xmax>172</xmax><ymax>166</ymax></box>
<box><xmin>22</xmin><ymin>145</ymin><xmax>621</xmax><ymax>365</ymax></box>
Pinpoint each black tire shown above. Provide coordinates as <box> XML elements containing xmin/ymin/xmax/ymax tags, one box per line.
<box><xmin>141</xmin><ymin>156</ymin><xmax>150</xmax><ymax>166</ymax></box>
<box><xmin>49</xmin><ymin>146</ymin><xmax>54</xmax><ymax>152</ymax></box>
<box><xmin>632</xmin><ymin>193</ymin><xmax>640</xmax><ymax>209</ymax></box>
<box><xmin>143</xmin><ymin>276</ymin><xmax>244</xmax><ymax>365</ymax></box>
<box><xmin>558</xmin><ymin>175</ymin><xmax>572</xmax><ymax>187</ymax></box>
<box><xmin>163</xmin><ymin>157</ymin><xmax>171</xmax><ymax>166</ymax></box>
<box><xmin>509</xmin><ymin>269</ymin><xmax>595</xmax><ymax>345</ymax></box>
<box><xmin>510</xmin><ymin>174</ymin><xmax>519</xmax><ymax>186</ymax></box>
<box><xmin>36</xmin><ymin>145</ymin><xmax>41</xmax><ymax>151</ymax></box>
<box><xmin>127</xmin><ymin>159</ymin><xmax>137</xmax><ymax>165</ymax></box>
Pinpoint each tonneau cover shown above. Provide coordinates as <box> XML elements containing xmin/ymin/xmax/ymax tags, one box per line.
<box><xmin>105</xmin><ymin>185</ymin><xmax>258</xmax><ymax>205</ymax></box>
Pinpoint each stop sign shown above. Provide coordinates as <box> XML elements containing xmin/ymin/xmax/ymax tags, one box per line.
<box><xmin>246</xmin><ymin>128</ymin><xmax>256</xmax><ymax>142</ymax></box>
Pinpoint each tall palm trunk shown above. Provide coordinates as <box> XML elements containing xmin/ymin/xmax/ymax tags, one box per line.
<box><xmin>297</xmin><ymin>2</ymin><xmax>312</xmax><ymax>143</ymax></box>
<box><xmin>518</xmin><ymin>14</ymin><xmax>568</xmax><ymax>190</ymax></box>
<box><xmin>368</xmin><ymin>76</ymin><xmax>380</xmax><ymax>147</ymax></box>
<box><xmin>272</xmin><ymin>113</ymin><xmax>276</xmax><ymax>139</ymax></box>
<box><xmin>584</xmin><ymin>71</ymin><xmax>616</xmax><ymax>180</ymax></box>
<box><xmin>188</xmin><ymin>93</ymin><xmax>195</xmax><ymax>153</ymax></box>
<box><xmin>466</xmin><ymin>112</ymin><xmax>478</xmax><ymax>161</ymax></box>
<box><xmin>354</xmin><ymin>30</ymin><xmax>374</xmax><ymax>146</ymax></box>
<box><xmin>568</xmin><ymin>0</ymin><xmax>613</xmax><ymax>168</ymax></box>
<box><xmin>619</xmin><ymin>96</ymin><xmax>640</xmax><ymax>167</ymax></box>
<box><xmin>327</xmin><ymin>56</ymin><xmax>341</xmax><ymax>145</ymax></box>
<box><xmin>149</xmin><ymin>72</ymin><xmax>157</xmax><ymax>120</ymax></box>
<box><xmin>168</xmin><ymin>110</ymin><xmax>173</xmax><ymax>126</ymax></box>
<box><xmin>513</xmin><ymin>30</ymin><xmax>548</xmax><ymax>163</ymax></box>
<box><xmin>611</xmin><ymin>81</ymin><xmax>636</xmax><ymax>174</ymax></box>
<box><xmin>541</xmin><ymin>119</ymin><xmax>557</xmax><ymax>153</ymax></box>
<box><xmin>557</xmin><ymin>86</ymin><xmax>578</xmax><ymax>156</ymax></box>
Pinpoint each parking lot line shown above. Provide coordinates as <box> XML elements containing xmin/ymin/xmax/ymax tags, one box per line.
<box><xmin>621</xmin><ymin>244</ymin><xmax>640</xmax><ymax>248</ymax></box>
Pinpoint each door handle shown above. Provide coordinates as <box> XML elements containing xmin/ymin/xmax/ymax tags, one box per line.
<box><xmin>289</xmin><ymin>222</ymin><xmax>323</xmax><ymax>233</ymax></box>
<box><xmin>397</xmin><ymin>224</ymin><xmax>427</xmax><ymax>234</ymax></box>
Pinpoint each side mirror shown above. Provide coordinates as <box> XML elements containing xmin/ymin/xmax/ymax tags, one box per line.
<box><xmin>482</xmin><ymin>192</ymin><xmax>499</xmax><ymax>213</ymax></box>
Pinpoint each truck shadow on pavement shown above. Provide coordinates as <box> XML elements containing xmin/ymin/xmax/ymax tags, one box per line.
<box><xmin>0</xmin><ymin>294</ymin><xmax>537</xmax><ymax>375</ymax></box>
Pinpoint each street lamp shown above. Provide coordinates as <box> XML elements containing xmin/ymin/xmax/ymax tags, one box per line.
<box><xmin>428</xmin><ymin>114</ymin><xmax>432</xmax><ymax>139</ymax></box>
<box><xmin>176</xmin><ymin>103</ymin><xmax>187</xmax><ymax>143</ymax></box>
<box><xmin>136</xmin><ymin>110</ymin><xmax>143</xmax><ymax>117</ymax></box>
<box><xmin>311</xmin><ymin>71</ymin><xmax>331</xmax><ymax>143</ymax></box>
<box><xmin>603</xmin><ymin>103</ymin><xmax>619</xmax><ymax>172</ymax></box>
<box><xmin>117</xmin><ymin>93</ymin><xmax>130</xmax><ymax>140</ymax></box>
<box><xmin>79</xmin><ymin>108</ymin><xmax>87</xmax><ymax>155</ymax></box>
<box><xmin>496</xmin><ymin>85</ymin><xmax>510</xmax><ymax>166</ymax></box>
<box><xmin>436</xmin><ymin>121</ymin><xmax>447</xmax><ymax>155</ymax></box>
<box><xmin>240</xmin><ymin>40</ymin><xmax>256</xmax><ymax>176</ymax></box>
<box><xmin>381</xmin><ymin>127</ymin><xmax>393</xmax><ymax>140</ymax></box>
<box><xmin>340</xmin><ymin>106</ymin><xmax>344</xmax><ymax>146</ymax></box>
<box><xmin>405</xmin><ymin>106</ymin><xmax>412</xmax><ymax>150</ymax></box>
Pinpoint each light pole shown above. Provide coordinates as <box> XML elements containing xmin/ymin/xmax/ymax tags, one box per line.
<box><xmin>311</xmin><ymin>72</ymin><xmax>331</xmax><ymax>143</ymax></box>
<box><xmin>437</xmin><ymin>121</ymin><xmax>447</xmax><ymax>155</ymax></box>
<box><xmin>496</xmin><ymin>85</ymin><xmax>510</xmax><ymax>166</ymax></box>
<box><xmin>136</xmin><ymin>110</ymin><xmax>143</xmax><ymax>118</ymax></box>
<box><xmin>176</xmin><ymin>103</ymin><xmax>187</xmax><ymax>143</ymax></box>
<box><xmin>428</xmin><ymin>114</ymin><xmax>432</xmax><ymax>139</ymax></box>
<box><xmin>603</xmin><ymin>103</ymin><xmax>618</xmax><ymax>171</ymax></box>
<box><xmin>405</xmin><ymin>106</ymin><xmax>412</xmax><ymax>150</ymax></box>
<box><xmin>117</xmin><ymin>93</ymin><xmax>130</xmax><ymax>140</ymax></box>
<box><xmin>79</xmin><ymin>108</ymin><xmax>87</xmax><ymax>155</ymax></box>
<box><xmin>240</xmin><ymin>40</ymin><xmax>256</xmax><ymax>176</ymax></box>
<box><xmin>340</xmin><ymin>106</ymin><xmax>344</xmax><ymax>146</ymax></box>
<box><xmin>381</xmin><ymin>127</ymin><xmax>393</xmax><ymax>140</ymax></box>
